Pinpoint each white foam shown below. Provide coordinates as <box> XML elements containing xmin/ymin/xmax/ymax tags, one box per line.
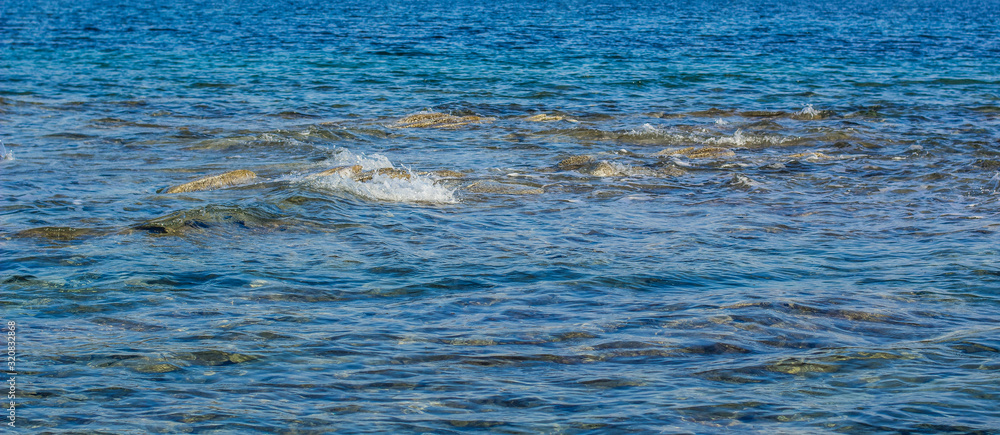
<box><xmin>322</xmin><ymin>148</ymin><xmax>393</xmax><ymax>171</ymax></box>
<box><xmin>728</xmin><ymin>173</ymin><xmax>765</xmax><ymax>189</ymax></box>
<box><xmin>623</xmin><ymin>124</ymin><xmax>689</xmax><ymax>143</ymax></box>
<box><xmin>302</xmin><ymin>149</ymin><xmax>456</xmax><ymax>204</ymax></box>
<box><xmin>706</xmin><ymin>129</ymin><xmax>785</xmax><ymax>148</ymax></box>
<box><xmin>317</xmin><ymin>171</ymin><xmax>456</xmax><ymax>203</ymax></box>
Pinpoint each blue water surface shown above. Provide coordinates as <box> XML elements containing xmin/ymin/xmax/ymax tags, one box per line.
<box><xmin>2</xmin><ymin>0</ymin><xmax>1000</xmax><ymax>433</ymax></box>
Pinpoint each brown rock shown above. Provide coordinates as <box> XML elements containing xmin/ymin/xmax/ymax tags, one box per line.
<box><xmin>356</xmin><ymin>167</ymin><xmax>412</xmax><ymax>182</ymax></box>
<box><xmin>308</xmin><ymin>165</ymin><xmax>363</xmax><ymax>179</ymax></box>
<box><xmin>580</xmin><ymin>161</ymin><xmax>622</xmax><ymax>177</ymax></box>
<box><xmin>394</xmin><ymin>112</ymin><xmax>494</xmax><ymax>129</ymax></box>
<box><xmin>432</xmin><ymin>170</ymin><xmax>466</xmax><ymax>178</ymax></box>
<box><xmin>556</xmin><ymin>155</ymin><xmax>594</xmax><ymax>170</ymax></box>
<box><xmin>464</xmin><ymin>181</ymin><xmax>544</xmax><ymax>195</ymax></box>
<box><xmin>526</xmin><ymin>114</ymin><xmax>574</xmax><ymax>122</ymax></box>
<box><xmin>787</xmin><ymin>152</ymin><xmax>833</xmax><ymax>160</ymax></box>
<box><xmin>165</xmin><ymin>170</ymin><xmax>257</xmax><ymax>194</ymax></box>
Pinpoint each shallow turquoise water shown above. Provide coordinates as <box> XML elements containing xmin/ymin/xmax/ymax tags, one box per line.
<box><xmin>2</xmin><ymin>0</ymin><xmax>1000</xmax><ymax>433</ymax></box>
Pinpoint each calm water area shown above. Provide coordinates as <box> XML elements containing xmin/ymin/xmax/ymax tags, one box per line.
<box><xmin>2</xmin><ymin>0</ymin><xmax>1000</xmax><ymax>433</ymax></box>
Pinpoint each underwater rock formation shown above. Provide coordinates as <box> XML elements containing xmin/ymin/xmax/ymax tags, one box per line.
<box><xmin>525</xmin><ymin>113</ymin><xmax>576</xmax><ymax>122</ymax></box>
<box><xmin>556</xmin><ymin>155</ymin><xmax>625</xmax><ymax>177</ymax></box>
<box><xmin>580</xmin><ymin>161</ymin><xmax>622</xmax><ymax>177</ymax></box>
<box><xmin>655</xmin><ymin>147</ymin><xmax>736</xmax><ymax>159</ymax></box>
<box><xmin>13</xmin><ymin>226</ymin><xmax>106</xmax><ymax>241</ymax></box>
<box><xmin>430</xmin><ymin>170</ymin><xmax>466</xmax><ymax>178</ymax></box>
<box><xmin>307</xmin><ymin>165</ymin><xmax>363</xmax><ymax>179</ymax></box>
<box><xmin>393</xmin><ymin>112</ymin><xmax>494</xmax><ymax>129</ymax></box>
<box><xmin>308</xmin><ymin>165</ymin><xmax>412</xmax><ymax>182</ymax></box>
<box><xmin>356</xmin><ymin>167</ymin><xmax>412</xmax><ymax>182</ymax></box>
<box><xmin>787</xmin><ymin>151</ymin><xmax>833</xmax><ymax>161</ymax></box>
<box><xmin>463</xmin><ymin>181</ymin><xmax>544</xmax><ymax>195</ymax></box>
<box><xmin>557</xmin><ymin>155</ymin><xmax>595</xmax><ymax>170</ymax></box>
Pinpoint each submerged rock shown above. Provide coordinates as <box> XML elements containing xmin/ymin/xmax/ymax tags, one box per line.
<box><xmin>307</xmin><ymin>165</ymin><xmax>363</xmax><ymax>179</ymax></box>
<box><xmin>655</xmin><ymin>147</ymin><xmax>736</xmax><ymax>159</ymax></box>
<box><xmin>557</xmin><ymin>156</ymin><xmax>627</xmax><ymax>177</ymax></box>
<box><xmin>557</xmin><ymin>155</ymin><xmax>595</xmax><ymax>170</ymax></box>
<box><xmin>356</xmin><ymin>167</ymin><xmax>412</xmax><ymax>182</ymax></box>
<box><xmin>688</xmin><ymin>108</ymin><xmax>734</xmax><ymax>117</ymax></box>
<box><xmin>463</xmin><ymin>181</ymin><xmax>544</xmax><ymax>195</ymax></box>
<box><xmin>526</xmin><ymin>113</ymin><xmax>576</xmax><ymax>122</ymax></box>
<box><xmin>740</xmin><ymin>110</ymin><xmax>786</xmax><ymax>118</ymax></box>
<box><xmin>14</xmin><ymin>226</ymin><xmax>105</xmax><ymax>241</ymax></box>
<box><xmin>177</xmin><ymin>350</ymin><xmax>258</xmax><ymax>366</ymax></box>
<box><xmin>165</xmin><ymin>170</ymin><xmax>258</xmax><ymax>194</ymax></box>
<box><xmin>579</xmin><ymin>161</ymin><xmax>623</xmax><ymax>177</ymax></box>
<box><xmin>393</xmin><ymin>112</ymin><xmax>494</xmax><ymax>129</ymax></box>
<box><xmin>431</xmin><ymin>169</ymin><xmax>466</xmax><ymax>178</ymax></box>
<box><xmin>787</xmin><ymin>152</ymin><xmax>833</xmax><ymax>161</ymax></box>
<box><xmin>134</xmin><ymin>363</ymin><xmax>182</xmax><ymax>374</ymax></box>
<box><xmin>130</xmin><ymin>205</ymin><xmax>292</xmax><ymax>235</ymax></box>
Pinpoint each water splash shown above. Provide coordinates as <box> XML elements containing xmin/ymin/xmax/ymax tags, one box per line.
<box><xmin>302</xmin><ymin>149</ymin><xmax>457</xmax><ymax>204</ymax></box>
<box><xmin>0</xmin><ymin>139</ymin><xmax>13</xmax><ymax>161</ymax></box>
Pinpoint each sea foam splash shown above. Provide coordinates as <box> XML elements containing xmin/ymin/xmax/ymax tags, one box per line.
<box><xmin>796</xmin><ymin>104</ymin><xmax>822</xmax><ymax>119</ymax></box>
<box><xmin>302</xmin><ymin>149</ymin><xmax>457</xmax><ymax>204</ymax></box>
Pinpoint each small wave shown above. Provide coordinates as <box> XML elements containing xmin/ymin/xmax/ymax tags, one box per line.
<box><xmin>620</xmin><ymin>124</ymin><xmax>692</xmax><ymax>145</ymax></box>
<box><xmin>313</xmin><ymin>171</ymin><xmax>457</xmax><ymax>203</ymax></box>
<box><xmin>796</xmin><ymin>104</ymin><xmax>821</xmax><ymax>119</ymax></box>
<box><xmin>322</xmin><ymin>148</ymin><xmax>393</xmax><ymax>171</ymax></box>
<box><xmin>707</xmin><ymin>129</ymin><xmax>785</xmax><ymax>149</ymax></box>
<box><xmin>725</xmin><ymin>173</ymin><xmax>765</xmax><ymax>190</ymax></box>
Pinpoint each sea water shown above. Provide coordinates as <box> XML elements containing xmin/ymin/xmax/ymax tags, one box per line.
<box><xmin>2</xmin><ymin>0</ymin><xmax>1000</xmax><ymax>432</ymax></box>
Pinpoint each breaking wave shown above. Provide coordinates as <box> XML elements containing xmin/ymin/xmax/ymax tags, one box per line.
<box><xmin>298</xmin><ymin>149</ymin><xmax>457</xmax><ymax>204</ymax></box>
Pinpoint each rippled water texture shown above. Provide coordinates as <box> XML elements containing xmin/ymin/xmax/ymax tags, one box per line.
<box><xmin>3</xmin><ymin>0</ymin><xmax>1000</xmax><ymax>433</ymax></box>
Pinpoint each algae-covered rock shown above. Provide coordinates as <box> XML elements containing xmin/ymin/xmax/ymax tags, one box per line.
<box><xmin>165</xmin><ymin>169</ymin><xmax>257</xmax><ymax>193</ymax></box>
<box><xmin>655</xmin><ymin>147</ymin><xmax>736</xmax><ymax>159</ymax></box>
<box><xmin>394</xmin><ymin>112</ymin><xmax>494</xmax><ymax>129</ymax></box>
<box><xmin>130</xmin><ymin>205</ymin><xmax>291</xmax><ymax>235</ymax></box>
<box><xmin>227</xmin><ymin>352</ymin><xmax>259</xmax><ymax>364</ymax></box>
<box><xmin>177</xmin><ymin>350</ymin><xmax>258</xmax><ymax>366</ymax></box>
<box><xmin>14</xmin><ymin>226</ymin><xmax>105</xmax><ymax>241</ymax></box>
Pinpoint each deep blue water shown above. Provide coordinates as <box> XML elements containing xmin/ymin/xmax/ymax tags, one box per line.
<box><xmin>3</xmin><ymin>0</ymin><xmax>1000</xmax><ymax>433</ymax></box>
